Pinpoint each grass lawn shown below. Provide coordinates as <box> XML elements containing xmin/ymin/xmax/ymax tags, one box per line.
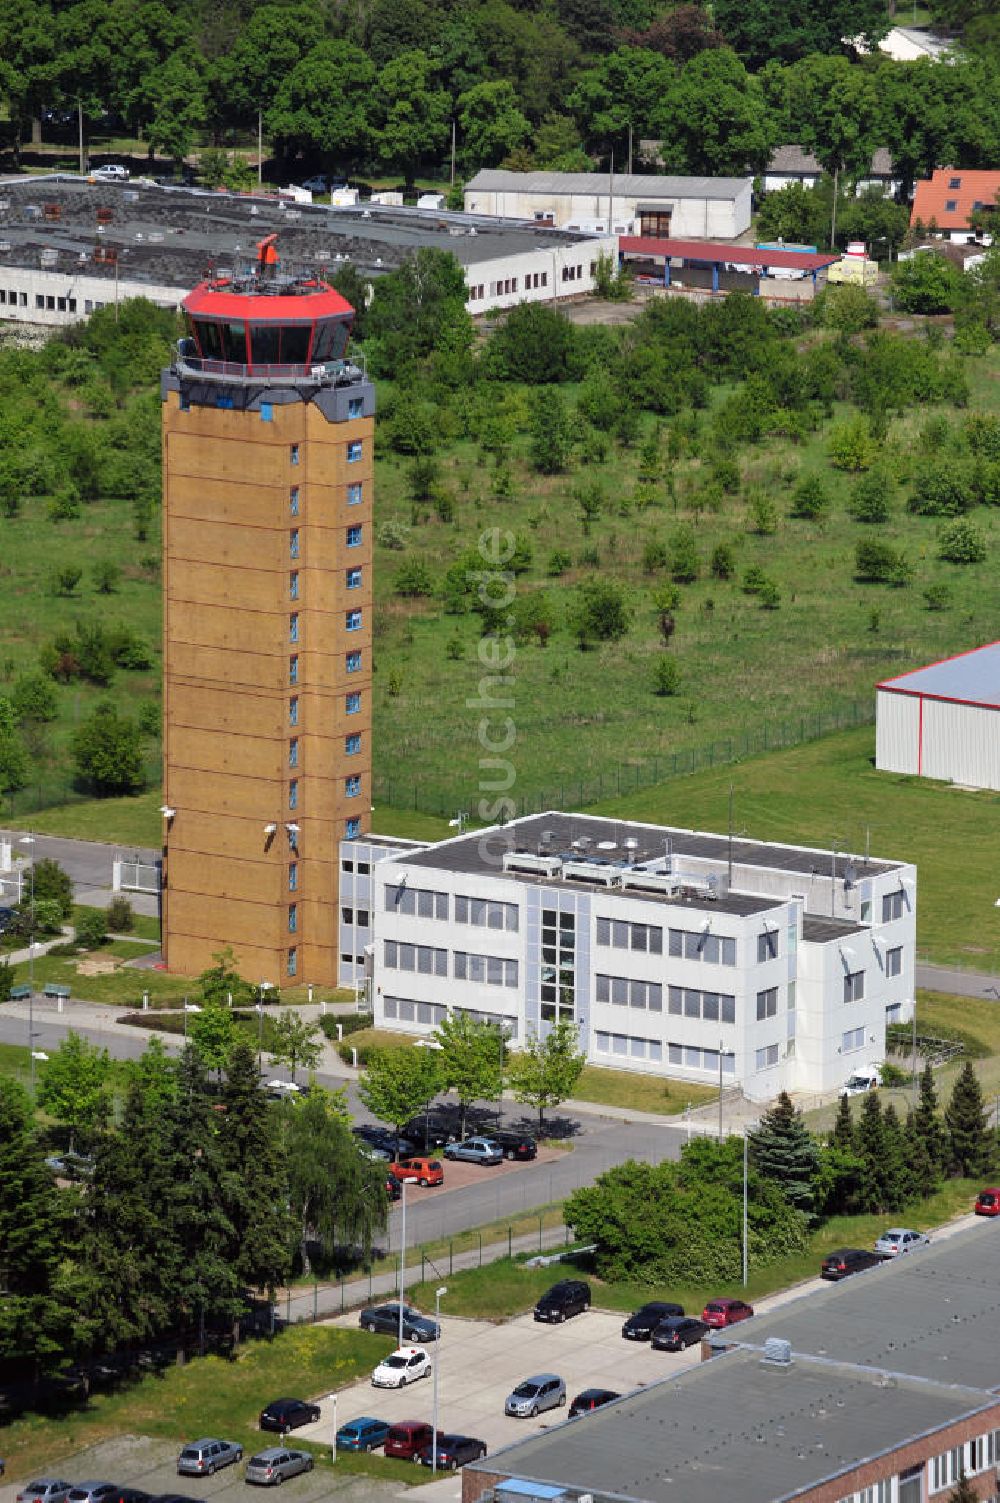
<box><xmin>573</xmin><ymin>1063</ymin><xmax>717</xmax><ymax>1115</ymax></box>
<box><xmin>25</xmin><ymin>791</ymin><xmax>167</xmax><ymax>847</ymax></box>
<box><xmin>409</xmin><ymin>1177</ymin><xmax>979</xmax><ymax>1321</ymax></box>
<box><xmin>0</xmin><ymin>1325</ymin><xmax>420</xmax><ymax>1485</ymax></box>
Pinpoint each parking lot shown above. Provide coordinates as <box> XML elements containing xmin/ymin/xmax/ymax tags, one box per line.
<box><xmin>299</xmin><ymin>1308</ymin><xmax>698</xmax><ymax>1460</ymax></box>
<box><xmin>387</xmin><ymin>1143</ymin><xmax>567</xmax><ymax>1205</ymax></box>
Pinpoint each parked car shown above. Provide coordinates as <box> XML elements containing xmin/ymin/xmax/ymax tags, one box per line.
<box><xmin>17</xmin><ymin>1481</ymin><xmax>73</xmax><ymax>1503</ymax></box>
<box><xmin>384</xmin><ymin>1422</ymin><xmax>439</xmax><ymax>1461</ymax></box>
<box><xmin>91</xmin><ymin>164</ymin><xmax>129</xmax><ymax>182</ymax></box>
<box><xmin>820</xmin><ymin>1248</ymin><xmax>883</xmax><ymax>1281</ymax></box>
<box><xmin>492</xmin><ymin>1130</ymin><xmax>537</xmax><ymax>1161</ymax></box>
<box><xmin>67</xmin><ymin>1485</ymin><xmax>118</xmax><ymax>1503</ymax></box>
<box><xmin>299</xmin><ymin>175</ymin><xmax>330</xmax><ymax>194</ymax></box>
<box><xmin>622</xmin><ymin>1302</ymin><xmax>684</xmax><ymax>1341</ymax></box>
<box><xmin>975</xmin><ymin>1188</ymin><xmax>1000</xmax><ymax>1217</ymax></box>
<box><xmin>416</xmin><ymin>1435</ymin><xmax>488</xmax><ymax>1470</ymax></box>
<box><xmin>245</xmin><ymin>1449</ymin><xmax>314</xmax><ymax>1486</ymax></box>
<box><xmin>358</xmin><ymin>1303</ymin><xmax>439</xmax><ymax>1342</ymax></box>
<box><xmin>443</xmin><ymin>1136</ymin><xmax>503</xmax><ymax>1165</ymax></box>
<box><xmin>115</xmin><ymin>1490</ymin><xmax>152</xmax><ymax>1503</ymax></box>
<box><xmin>569</xmin><ymin>1389</ymin><xmax>619</xmax><ymax>1418</ymax></box>
<box><xmin>389</xmin><ymin>1157</ymin><xmax>444</xmax><ymax>1187</ymax></box>
<box><xmin>353</xmin><ymin>1125</ymin><xmax>416</xmax><ymax>1158</ymax></box>
<box><xmin>701</xmin><ymin>1298</ymin><xmax>754</xmax><ymax>1329</ymax></box>
<box><xmin>504</xmin><ymin>1375</ymin><xmax>566</xmax><ymax>1418</ymax></box>
<box><xmin>402</xmin><ymin>1115</ymin><xmax>454</xmax><ymax>1151</ymax></box>
<box><xmin>385</xmin><ymin>1174</ymin><xmax>402</xmax><ymax>1202</ymax></box>
<box><xmin>840</xmin><ymin>1072</ymin><xmax>879</xmax><ymax>1097</ymax></box>
<box><xmin>874</xmin><ymin>1228</ymin><xmax>930</xmax><ymax>1258</ymax></box>
<box><xmin>534</xmin><ymin>1279</ymin><xmax>591</xmax><ymax>1324</ymax></box>
<box><xmin>372</xmin><ymin>1346</ymin><xmax>432</xmax><ymax>1388</ymax></box>
<box><xmin>177</xmin><ymin>1438</ymin><xmax>243</xmax><ymax>1476</ymax></box>
<box><xmin>651</xmin><ymin>1317</ymin><xmax>708</xmax><ymax>1352</ymax></box>
<box><xmin>258</xmin><ymin>1398</ymin><xmax>321</xmax><ymax>1433</ymax></box>
<box><xmin>335</xmin><ymin>1418</ymin><xmax>391</xmax><ymax>1453</ymax></box>
<box><xmin>151</xmin><ymin>1494</ymin><xmax>202</xmax><ymax>1503</ymax></box>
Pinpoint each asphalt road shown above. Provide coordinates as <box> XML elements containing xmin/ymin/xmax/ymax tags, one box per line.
<box><xmin>0</xmin><ymin>827</ymin><xmax>160</xmax><ymax>912</ymax></box>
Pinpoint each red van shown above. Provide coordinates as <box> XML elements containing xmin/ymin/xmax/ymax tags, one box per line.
<box><xmin>384</xmin><ymin>1423</ymin><xmax>441</xmax><ymax>1461</ymax></box>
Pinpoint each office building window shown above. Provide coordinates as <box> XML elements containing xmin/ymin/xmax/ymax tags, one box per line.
<box><xmin>289</xmin><ymin>655</ymin><xmax>298</xmax><ymax>685</ymax></box>
<box><xmin>346</xmin><ymin>609</ymin><xmax>362</xmax><ymax>631</ymax></box>
<box><xmin>386</xmin><ymin>885</ymin><xmax>449</xmax><ymax>920</ymax></box>
<box><xmin>596</xmin><ymin>917</ymin><xmax>662</xmax><ymax>953</ymax></box>
<box><xmin>287</xmin><ymin>947</ymin><xmax>297</xmax><ymax>976</ymax></box>
<box><xmin>346</xmin><ymin>692</ymin><xmax>361</xmax><ymax>714</ymax></box>
<box><xmin>882</xmin><ymin>889</ymin><xmax>905</xmax><ymax>922</ymax></box>
<box><xmin>288</xmin><ymin>738</ymin><xmax>298</xmax><ymax>768</ymax></box>
<box><xmin>290</xmin><ymin>528</ymin><xmax>300</xmax><ymax>559</ymax></box>
<box><xmin>756</xmin><ymin>987</ymin><xmax>778</xmax><ymax>1021</ymax></box>
<box><xmin>346</xmin><ymin>817</ymin><xmax>361</xmax><ymax>838</ymax></box>
<box><xmin>454</xmin><ymin>951</ymin><xmax>518</xmax><ymax>987</ymax></box>
<box><xmin>289</xmin><ymin>863</ymin><xmax>298</xmax><ymax>891</ymax></box>
<box><xmin>348</xmin><ymin>397</ymin><xmax>363</xmax><ymax>418</ymax></box>
<box><xmin>843</xmin><ymin>970</ymin><xmax>865</xmax><ymax>1004</ymax></box>
<box><xmin>290</xmin><ymin>444</ymin><xmax>300</xmax><ymax>465</ymax></box>
<box><xmin>289</xmin><ymin>486</ymin><xmax>300</xmax><ymax>515</ymax></box>
<box><xmin>289</xmin><ymin>571</ymin><xmax>299</xmax><ymax>600</ymax></box>
<box><xmin>347</xmin><ymin>525</ymin><xmax>362</xmax><ymax>547</ymax></box>
<box><xmin>288</xmin><ymin>904</ymin><xmax>297</xmax><ymax>933</ymax></box>
<box><xmin>454</xmin><ymin>896</ymin><xmax>518</xmax><ymax>930</ymax></box>
<box><xmin>755</xmin><ymin>1044</ymin><xmax>780</xmax><ymax>1070</ymax></box>
<box><xmin>289</xmin><ymin>613</ymin><xmax>299</xmax><ymax>643</ymax></box>
<box><xmin>345</xmin><ymin>732</ymin><xmax>361</xmax><ymax>754</ymax></box>
<box><xmin>886</xmin><ymin>945</ymin><xmax>903</xmax><ymax>978</ymax></box>
<box><xmin>288</xmin><ymin>779</ymin><xmax>298</xmax><ymax>809</ymax></box>
<box><xmin>347</xmin><ymin>440</ymin><xmax>362</xmax><ymax>463</ymax></box>
<box><xmin>843</xmin><ymin>1025</ymin><xmax>865</xmax><ymax>1052</ymax></box>
<box><xmin>595</xmin><ymin>974</ymin><xmax>663</xmax><ymax>1011</ymax></box>
<box><xmin>346</xmin><ymin>567</ymin><xmax>362</xmax><ymax>590</ymax></box>
<box><xmin>347</xmin><ymin>482</ymin><xmax>362</xmax><ymax>505</ymax></box>
<box><xmin>668</xmin><ymin>987</ymin><xmax>736</xmax><ymax>1024</ymax></box>
<box><xmin>757</xmin><ymin>930</ymin><xmax>778</xmax><ymax>962</ymax></box>
<box><xmin>541</xmin><ymin>906</ymin><xmax>575</xmax><ymax>1024</ymax></box>
<box><xmin>289</xmin><ymin>696</ymin><xmax>299</xmax><ymax>725</ymax></box>
<box><xmin>345</xmin><ymin>774</ymin><xmax>361</xmax><ymax>797</ymax></box>
<box><xmin>346</xmin><ymin>650</ymin><xmax>362</xmax><ymax>673</ymax></box>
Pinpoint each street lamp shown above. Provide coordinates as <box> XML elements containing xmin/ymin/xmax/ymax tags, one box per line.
<box><xmin>183</xmin><ymin>1001</ymin><xmax>201</xmax><ymax>1040</ymax></box>
<box><xmin>432</xmin><ymin>1285</ymin><xmax>447</xmax><ymax>1474</ymax></box>
<box><xmin>329</xmin><ymin>1390</ymin><xmax>338</xmax><ymax>1465</ymax></box>
<box><xmin>18</xmin><ymin>835</ymin><xmax>36</xmax><ymax>1095</ymax></box>
<box><xmin>397</xmin><ymin>1178</ymin><xmax>408</xmax><ymax>1348</ymax></box>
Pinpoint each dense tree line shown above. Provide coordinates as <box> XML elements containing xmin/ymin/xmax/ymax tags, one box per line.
<box><xmin>1</xmin><ymin>0</ymin><xmax>999</xmax><ymax>186</ymax></box>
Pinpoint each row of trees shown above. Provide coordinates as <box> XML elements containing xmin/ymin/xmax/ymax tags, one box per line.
<box><xmin>566</xmin><ymin>1063</ymin><xmax>996</xmax><ymax>1285</ymax></box>
<box><xmin>360</xmin><ymin>1013</ymin><xmax>586</xmax><ymax>1141</ymax></box>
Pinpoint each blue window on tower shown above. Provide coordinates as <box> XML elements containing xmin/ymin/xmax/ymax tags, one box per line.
<box><xmin>289</xmin><ymin>779</ymin><xmax>298</xmax><ymax>809</ymax></box>
<box><xmin>288</xmin><ymin>904</ymin><xmax>297</xmax><ymax>933</ymax></box>
<box><xmin>289</xmin><ymin>738</ymin><xmax>298</xmax><ymax>768</ymax></box>
<box><xmin>346</xmin><ymin>774</ymin><xmax>361</xmax><ymax>797</ymax></box>
<box><xmin>290</xmin><ymin>444</ymin><xmax>300</xmax><ymax>465</ymax></box>
<box><xmin>347</xmin><ymin>483</ymin><xmax>362</xmax><ymax>505</ymax></box>
<box><xmin>347</xmin><ymin>525</ymin><xmax>362</xmax><ymax>547</ymax></box>
<box><xmin>290</xmin><ymin>487</ymin><xmax>300</xmax><ymax>515</ymax></box>
<box><xmin>287</xmin><ymin>947</ymin><xmax>297</xmax><ymax>976</ymax></box>
<box><xmin>346</xmin><ymin>817</ymin><xmax>361</xmax><ymax>839</ymax></box>
<box><xmin>346</xmin><ymin>567</ymin><xmax>362</xmax><ymax>590</ymax></box>
<box><xmin>346</xmin><ymin>609</ymin><xmax>362</xmax><ymax>631</ymax></box>
<box><xmin>348</xmin><ymin>397</ymin><xmax>363</xmax><ymax>419</ymax></box>
<box><xmin>290</xmin><ymin>528</ymin><xmax>300</xmax><ymax>559</ymax></box>
<box><xmin>346</xmin><ymin>692</ymin><xmax>361</xmax><ymax>715</ymax></box>
<box><xmin>289</xmin><ymin>613</ymin><xmax>299</xmax><ymax>643</ymax></box>
<box><xmin>288</xmin><ymin>862</ymin><xmax>298</xmax><ymax>891</ymax></box>
<box><xmin>261</xmin><ymin>403</ymin><xmax>273</xmax><ymax>422</ymax></box>
<box><xmin>289</xmin><ymin>655</ymin><xmax>298</xmax><ymax>685</ymax></box>
<box><xmin>345</xmin><ymin>732</ymin><xmax>361</xmax><ymax>754</ymax></box>
<box><xmin>290</xmin><ymin>571</ymin><xmax>299</xmax><ymax>600</ymax></box>
<box><xmin>347</xmin><ymin>441</ymin><xmax>362</xmax><ymax>463</ymax></box>
<box><xmin>346</xmin><ymin>651</ymin><xmax>362</xmax><ymax>673</ymax></box>
<box><xmin>289</xmin><ymin>696</ymin><xmax>299</xmax><ymax>726</ymax></box>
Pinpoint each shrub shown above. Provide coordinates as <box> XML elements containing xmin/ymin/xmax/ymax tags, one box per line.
<box><xmin>923</xmin><ymin>582</ymin><xmax>950</xmax><ymax>611</ymax></box>
<box><xmin>72</xmin><ymin>701</ymin><xmax>146</xmax><ymax>795</ymax></box>
<box><xmin>827</xmin><ymin>415</ymin><xmax>878</xmax><ymax>472</ymax></box>
<box><xmin>710</xmin><ymin>543</ymin><xmax>736</xmax><ymax>579</ymax></box>
<box><xmin>92</xmin><ymin>560</ymin><xmax>121</xmax><ymax>594</ymax></box>
<box><xmin>75</xmin><ymin>909</ymin><xmax>107</xmax><ymax>949</ymax></box>
<box><xmin>51</xmin><ymin>565</ymin><xmax>82</xmax><ymax>596</ymax></box>
<box><xmin>747</xmin><ymin>490</ymin><xmax>777</xmax><ymax>535</ymax></box>
<box><xmin>937</xmin><ymin>519</ymin><xmax>987</xmax><ymax>564</ymax></box>
<box><xmin>105</xmin><ymin>895</ymin><xmax>135</xmax><ymax>932</ymax></box>
<box><xmin>445</xmin><ymin>635</ymin><xmax>464</xmax><ymax>660</ymax></box>
<box><xmin>643</xmin><ymin>539</ymin><xmax>669</xmax><ymax>573</ymax></box>
<box><xmin>377</xmin><ymin>520</ymin><xmax>409</xmax><ymax>550</ymax></box>
<box><xmin>546</xmin><ymin>549</ymin><xmax>573</xmax><ymax>576</ymax></box>
<box><xmin>711</xmin><ymin>456</ymin><xmax>741</xmax><ymax>493</ymax></box>
<box><xmin>855</xmin><ymin>538</ymin><xmax>911</xmax><ymax>584</ymax></box>
<box><xmin>652</xmin><ymin>656</ymin><xmax>681</xmax><ymax>695</ymax></box>
<box><xmin>816</xmin><ymin>283</ymin><xmax>879</xmax><ymax>333</ymax></box>
<box><xmin>849</xmin><ymin>468</ymin><xmax>893</xmax><ymax>524</ymax></box>
<box><xmin>758</xmin><ymin>578</ymin><xmax>781</xmax><ymax>609</ymax></box>
<box><xmin>908</xmin><ymin>463</ymin><xmax>974</xmax><ymax>517</ymax></box>
<box><xmin>137</xmin><ymin>701</ymin><xmax>161</xmax><ymax>737</ymax></box>
<box><xmin>790</xmin><ymin>474</ymin><xmax>830</xmax><ymax>521</ymax></box>
<box><xmin>571</xmin><ymin>578</ymin><xmax>631</xmax><ymax>647</ymax></box>
<box><xmin>742</xmin><ymin>565</ymin><xmax>767</xmax><ymax>595</ymax></box>
<box><xmin>10</xmin><ymin>672</ymin><xmax>57</xmax><ymax>723</ymax></box>
<box><xmin>670</xmin><ymin>525</ymin><xmax>699</xmax><ymax>583</ymax></box>
<box><xmin>393</xmin><ymin>559</ymin><xmax>435</xmax><ymax>597</ymax></box>
<box><xmin>408</xmin><ymin>454</ymin><xmax>440</xmax><ymax>501</ymax></box>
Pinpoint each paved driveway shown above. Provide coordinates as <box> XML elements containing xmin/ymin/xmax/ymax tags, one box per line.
<box><xmin>299</xmin><ymin>1308</ymin><xmax>698</xmax><ymax>1459</ymax></box>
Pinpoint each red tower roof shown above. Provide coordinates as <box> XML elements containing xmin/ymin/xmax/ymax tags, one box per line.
<box><xmin>184</xmin><ymin>277</ymin><xmax>354</xmax><ymax>321</ymax></box>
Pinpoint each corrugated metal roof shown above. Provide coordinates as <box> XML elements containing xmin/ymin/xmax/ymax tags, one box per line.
<box><xmin>878</xmin><ymin>640</ymin><xmax>1000</xmax><ymax>709</ymax></box>
<box><xmin>464</xmin><ymin>169</ymin><xmax>751</xmax><ymax>199</ymax></box>
<box><xmin>620</xmin><ymin>236</ymin><xmax>840</xmax><ymax>271</ymax></box>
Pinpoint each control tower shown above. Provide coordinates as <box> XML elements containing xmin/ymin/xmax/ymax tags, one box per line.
<box><xmin>160</xmin><ymin>238</ymin><xmax>374</xmax><ymax>987</ymax></box>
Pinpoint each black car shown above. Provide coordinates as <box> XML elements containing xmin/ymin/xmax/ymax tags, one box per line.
<box><xmin>622</xmin><ymin>1302</ymin><xmax>685</xmax><ymax>1341</ymax></box>
<box><xmin>416</xmin><ymin>1435</ymin><xmax>487</xmax><ymax>1470</ymax></box>
<box><xmin>493</xmin><ymin>1131</ymin><xmax>537</xmax><ymax>1161</ymax></box>
<box><xmin>258</xmin><ymin>1398</ymin><xmax>321</xmax><ymax>1433</ymax></box>
<box><xmin>151</xmin><ymin>1495</ymin><xmax>201</xmax><ymax>1503</ymax></box>
<box><xmin>569</xmin><ymin>1389</ymin><xmax>620</xmax><ymax>1418</ymax></box>
<box><xmin>651</xmin><ymin>1317</ymin><xmax>708</xmax><ymax>1352</ymax></box>
<box><xmin>353</xmin><ymin>1125</ymin><xmax>416</xmax><ymax>1158</ymax></box>
<box><xmin>402</xmin><ymin>1116</ymin><xmax>453</xmax><ymax>1151</ymax></box>
<box><xmin>821</xmin><ymin>1248</ymin><xmax>884</xmax><ymax>1281</ymax></box>
<box><xmin>359</xmin><ymin>1302</ymin><xmax>440</xmax><ymax>1342</ymax></box>
<box><xmin>385</xmin><ymin>1173</ymin><xmax>402</xmax><ymax>1202</ymax></box>
<box><xmin>534</xmin><ymin>1280</ymin><xmax>591</xmax><ymax>1323</ymax></box>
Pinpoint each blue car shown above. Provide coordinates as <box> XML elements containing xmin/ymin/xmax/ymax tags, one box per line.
<box><xmin>335</xmin><ymin>1417</ymin><xmax>391</xmax><ymax>1453</ymax></box>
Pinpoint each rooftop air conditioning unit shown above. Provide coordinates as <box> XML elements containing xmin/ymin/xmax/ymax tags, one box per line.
<box><xmin>761</xmin><ymin>1338</ymin><xmax>793</xmax><ymax>1367</ymax></box>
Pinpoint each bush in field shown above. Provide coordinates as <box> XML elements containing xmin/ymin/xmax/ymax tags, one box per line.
<box><xmin>854</xmin><ymin>538</ymin><xmax>911</xmax><ymax>584</ymax></box>
<box><xmin>937</xmin><ymin>519</ymin><xmax>987</xmax><ymax>564</ymax></box>
<box><xmin>789</xmin><ymin>473</ymin><xmax>830</xmax><ymax>520</ymax></box>
<box><xmin>849</xmin><ymin>468</ymin><xmax>893</xmax><ymax>524</ymax></box>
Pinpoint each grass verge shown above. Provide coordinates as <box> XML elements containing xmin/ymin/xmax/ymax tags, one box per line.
<box><xmin>571</xmin><ymin>1064</ymin><xmax>717</xmax><ymax>1115</ymax></box>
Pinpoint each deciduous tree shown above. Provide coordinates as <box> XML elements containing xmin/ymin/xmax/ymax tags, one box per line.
<box><xmin>509</xmin><ymin>1021</ymin><xmax>585</xmax><ymax>1130</ymax></box>
<box><xmin>433</xmin><ymin>1012</ymin><xmax>504</xmax><ymax>1140</ymax></box>
<box><xmin>359</xmin><ymin>1046</ymin><xmax>442</xmax><ymax>1153</ymax></box>
<box><xmin>36</xmin><ymin>1030</ymin><xmax>111</xmax><ymax>1151</ymax></box>
<box><xmin>284</xmin><ymin>1088</ymin><xmax>387</xmax><ymax>1274</ymax></box>
<box><xmin>268</xmin><ymin>1010</ymin><xmax>322</xmax><ymax>1082</ymax></box>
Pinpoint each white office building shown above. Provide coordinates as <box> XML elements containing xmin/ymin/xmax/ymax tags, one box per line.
<box><xmin>464</xmin><ymin>170</ymin><xmax>753</xmax><ymax>240</ymax></box>
<box><xmin>338</xmin><ymin>813</ymin><xmax>916</xmax><ymax>1103</ymax></box>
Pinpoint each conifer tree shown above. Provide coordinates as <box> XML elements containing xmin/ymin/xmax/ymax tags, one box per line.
<box><xmin>854</xmin><ymin>1090</ymin><xmax>890</xmax><ymax>1213</ymax></box>
<box><xmin>913</xmin><ymin>1061</ymin><xmax>949</xmax><ymax>1175</ymax></box>
<box><xmin>881</xmin><ymin>1102</ymin><xmax>914</xmax><ymax>1210</ymax></box>
<box><xmin>220</xmin><ymin>1042</ymin><xmax>291</xmax><ymax>1313</ymax></box>
<box><xmin>748</xmin><ymin>1090</ymin><xmax>819</xmax><ymax>1214</ymax></box>
<box><xmin>905</xmin><ymin>1108</ymin><xmax>938</xmax><ymax>1200</ymax></box>
<box><xmin>830</xmin><ymin>1092</ymin><xmax>854</xmax><ymax>1149</ymax></box>
<box><xmin>945</xmin><ymin>1061</ymin><xmax>991</xmax><ymax>1178</ymax></box>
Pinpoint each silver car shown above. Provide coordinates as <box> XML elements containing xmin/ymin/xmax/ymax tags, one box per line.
<box><xmin>874</xmin><ymin>1228</ymin><xmax>930</xmax><ymax>1258</ymax></box>
<box><xmin>443</xmin><ymin>1136</ymin><xmax>503</xmax><ymax>1165</ymax></box>
<box><xmin>17</xmin><ymin>1481</ymin><xmax>73</xmax><ymax>1503</ymax></box>
<box><xmin>245</xmin><ymin>1449</ymin><xmax>314</xmax><ymax>1487</ymax></box>
<box><xmin>67</xmin><ymin>1485</ymin><xmax>117</xmax><ymax>1503</ymax></box>
<box><xmin>504</xmin><ymin>1374</ymin><xmax>566</xmax><ymax>1418</ymax></box>
<box><xmin>178</xmin><ymin>1438</ymin><xmax>244</xmax><ymax>1476</ymax></box>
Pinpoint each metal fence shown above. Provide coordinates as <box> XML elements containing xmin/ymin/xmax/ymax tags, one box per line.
<box><xmin>373</xmin><ymin>698</ymin><xmax>875</xmax><ymax>820</ymax></box>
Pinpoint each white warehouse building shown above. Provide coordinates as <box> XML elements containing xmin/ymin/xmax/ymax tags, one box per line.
<box><xmin>877</xmin><ymin>641</ymin><xmax>1000</xmax><ymax>792</ymax></box>
<box><xmin>463</xmin><ymin>170</ymin><xmax>753</xmax><ymax>240</ymax></box>
<box><xmin>339</xmin><ymin>812</ymin><xmax>916</xmax><ymax>1103</ymax></box>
